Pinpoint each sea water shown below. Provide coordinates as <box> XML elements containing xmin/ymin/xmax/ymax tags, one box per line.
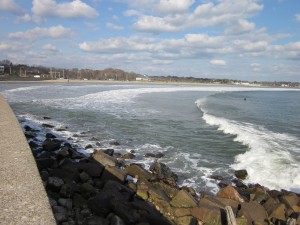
<box><xmin>1</xmin><ymin>82</ymin><xmax>299</xmax><ymax>194</ymax></box>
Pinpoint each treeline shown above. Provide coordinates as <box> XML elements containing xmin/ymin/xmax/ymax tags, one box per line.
<box><xmin>0</xmin><ymin>59</ymin><xmax>140</xmax><ymax>81</ymax></box>
<box><xmin>150</xmin><ymin>75</ymin><xmax>233</xmax><ymax>84</ymax></box>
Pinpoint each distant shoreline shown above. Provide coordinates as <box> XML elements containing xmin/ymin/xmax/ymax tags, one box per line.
<box><xmin>2</xmin><ymin>78</ymin><xmax>300</xmax><ymax>89</ymax></box>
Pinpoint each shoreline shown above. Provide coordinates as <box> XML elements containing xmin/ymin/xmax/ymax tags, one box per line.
<box><xmin>18</xmin><ymin>115</ymin><xmax>300</xmax><ymax>225</ymax></box>
<box><xmin>1</xmin><ymin>79</ymin><xmax>300</xmax><ymax>91</ymax></box>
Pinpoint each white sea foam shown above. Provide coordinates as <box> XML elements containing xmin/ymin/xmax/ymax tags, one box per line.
<box><xmin>197</xmin><ymin>101</ymin><xmax>300</xmax><ymax>192</ymax></box>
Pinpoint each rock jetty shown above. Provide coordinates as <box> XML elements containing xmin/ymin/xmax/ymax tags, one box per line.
<box><xmin>22</xmin><ymin>120</ymin><xmax>300</xmax><ymax>225</ymax></box>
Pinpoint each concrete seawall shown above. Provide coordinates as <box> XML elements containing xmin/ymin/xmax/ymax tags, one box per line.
<box><xmin>0</xmin><ymin>96</ymin><xmax>56</xmax><ymax>225</ymax></box>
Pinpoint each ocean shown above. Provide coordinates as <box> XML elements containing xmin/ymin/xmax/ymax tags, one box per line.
<box><xmin>1</xmin><ymin>82</ymin><xmax>299</xmax><ymax>194</ymax></box>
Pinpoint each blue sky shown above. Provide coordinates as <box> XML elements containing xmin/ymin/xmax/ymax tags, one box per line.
<box><xmin>0</xmin><ymin>0</ymin><xmax>299</xmax><ymax>81</ymax></box>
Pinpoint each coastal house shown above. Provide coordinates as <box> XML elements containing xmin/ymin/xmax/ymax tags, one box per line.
<box><xmin>0</xmin><ymin>66</ymin><xmax>4</xmax><ymax>74</ymax></box>
<box><xmin>136</xmin><ymin>75</ymin><xmax>149</xmax><ymax>81</ymax></box>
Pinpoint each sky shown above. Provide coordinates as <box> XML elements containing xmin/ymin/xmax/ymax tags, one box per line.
<box><xmin>0</xmin><ymin>0</ymin><xmax>300</xmax><ymax>82</ymax></box>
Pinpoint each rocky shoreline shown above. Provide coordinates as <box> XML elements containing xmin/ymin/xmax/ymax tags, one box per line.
<box><xmin>20</xmin><ymin>117</ymin><xmax>300</xmax><ymax>225</ymax></box>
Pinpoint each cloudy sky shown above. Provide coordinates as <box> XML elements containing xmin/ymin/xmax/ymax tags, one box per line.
<box><xmin>0</xmin><ymin>0</ymin><xmax>299</xmax><ymax>81</ymax></box>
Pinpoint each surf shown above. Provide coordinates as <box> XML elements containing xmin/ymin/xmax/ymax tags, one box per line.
<box><xmin>196</xmin><ymin>98</ymin><xmax>300</xmax><ymax>192</ymax></box>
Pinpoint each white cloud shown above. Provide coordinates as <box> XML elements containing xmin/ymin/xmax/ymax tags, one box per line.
<box><xmin>106</xmin><ymin>22</ymin><xmax>124</xmax><ymax>30</ymax></box>
<box><xmin>32</xmin><ymin>0</ymin><xmax>99</xmax><ymax>22</ymax></box>
<box><xmin>79</xmin><ymin>36</ymin><xmax>157</xmax><ymax>53</ymax></box>
<box><xmin>124</xmin><ymin>9</ymin><xmax>140</xmax><ymax>17</ymax></box>
<box><xmin>133</xmin><ymin>15</ymin><xmax>180</xmax><ymax>33</ymax></box>
<box><xmin>225</xmin><ymin>19</ymin><xmax>256</xmax><ymax>35</ymax></box>
<box><xmin>184</xmin><ymin>34</ymin><xmax>225</xmax><ymax>47</ymax></box>
<box><xmin>8</xmin><ymin>25</ymin><xmax>72</xmax><ymax>42</ymax></box>
<box><xmin>79</xmin><ymin>33</ymin><xmax>229</xmax><ymax>61</ymax></box>
<box><xmin>0</xmin><ymin>0</ymin><xmax>22</xmax><ymax>14</ymax></box>
<box><xmin>210</xmin><ymin>60</ymin><xmax>226</xmax><ymax>66</ymax></box>
<box><xmin>269</xmin><ymin>42</ymin><xmax>300</xmax><ymax>60</ymax></box>
<box><xmin>234</xmin><ymin>40</ymin><xmax>268</xmax><ymax>53</ymax></box>
<box><xmin>132</xmin><ymin>0</ymin><xmax>263</xmax><ymax>33</ymax></box>
<box><xmin>157</xmin><ymin>0</ymin><xmax>195</xmax><ymax>14</ymax></box>
<box><xmin>15</xmin><ymin>14</ymin><xmax>32</xmax><ymax>23</ymax></box>
<box><xmin>0</xmin><ymin>42</ymin><xmax>24</xmax><ymax>51</ymax></box>
<box><xmin>42</xmin><ymin>44</ymin><xmax>60</xmax><ymax>53</ymax></box>
<box><xmin>118</xmin><ymin>0</ymin><xmax>195</xmax><ymax>15</ymax></box>
<box><xmin>296</xmin><ymin>14</ymin><xmax>300</xmax><ymax>23</ymax></box>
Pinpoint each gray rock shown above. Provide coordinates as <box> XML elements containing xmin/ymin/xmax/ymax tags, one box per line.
<box><xmin>49</xmin><ymin>198</ymin><xmax>57</xmax><ymax>208</ymax></box>
<box><xmin>80</xmin><ymin>183</ymin><xmax>96</xmax><ymax>198</ymax></box>
<box><xmin>54</xmin><ymin>212</ymin><xmax>68</xmax><ymax>223</ymax></box>
<box><xmin>53</xmin><ymin>205</ymin><xmax>68</xmax><ymax>214</ymax></box>
<box><xmin>46</xmin><ymin>133</ymin><xmax>56</xmax><ymax>138</ymax></box>
<box><xmin>87</xmin><ymin>216</ymin><xmax>109</xmax><ymax>225</ymax></box>
<box><xmin>103</xmin><ymin>149</ymin><xmax>114</xmax><ymax>156</ymax></box>
<box><xmin>57</xmin><ymin>149</ymin><xmax>70</xmax><ymax>161</ymax></box>
<box><xmin>40</xmin><ymin>170</ymin><xmax>49</xmax><ymax>181</ymax></box>
<box><xmin>58</xmin><ymin>198</ymin><xmax>73</xmax><ymax>210</ymax></box>
<box><xmin>108</xmin><ymin>214</ymin><xmax>126</xmax><ymax>225</ymax></box>
<box><xmin>60</xmin><ymin>184</ymin><xmax>74</xmax><ymax>198</ymax></box>
<box><xmin>80</xmin><ymin>171</ymin><xmax>92</xmax><ymax>183</ymax></box>
<box><xmin>110</xmin><ymin>198</ymin><xmax>139</xmax><ymax>224</ymax></box>
<box><xmin>47</xmin><ymin>176</ymin><xmax>64</xmax><ymax>192</ymax></box>
<box><xmin>80</xmin><ymin>208</ymin><xmax>92</xmax><ymax>217</ymax></box>
<box><xmin>85</xmin><ymin>144</ymin><xmax>93</xmax><ymax>149</ymax></box>
<box><xmin>88</xmin><ymin>190</ymin><xmax>115</xmax><ymax>216</ymax></box>
<box><xmin>36</xmin><ymin>158</ymin><xmax>55</xmax><ymax>170</ymax></box>
<box><xmin>42</xmin><ymin>138</ymin><xmax>62</xmax><ymax>151</ymax></box>
<box><xmin>73</xmin><ymin>193</ymin><xmax>88</xmax><ymax>208</ymax></box>
<box><xmin>122</xmin><ymin>153</ymin><xmax>135</xmax><ymax>159</ymax></box>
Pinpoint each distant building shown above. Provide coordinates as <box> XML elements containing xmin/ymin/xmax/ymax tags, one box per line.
<box><xmin>136</xmin><ymin>75</ymin><xmax>149</xmax><ymax>81</ymax></box>
<box><xmin>0</xmin><ymin>66</ymin><xmax>4</xmax><ymax>74</ymax></box>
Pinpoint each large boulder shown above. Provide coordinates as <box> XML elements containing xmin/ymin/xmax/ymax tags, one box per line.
<box><xmin>234</xmin><ymin>170</ymin><xmax>248</xmax><ymax>180</ymax></box>
<box><xmin>42</xmin><ymin>138</ymin><xmax>62</xmax><ymax>151</ymax></box>
<box><xmin>249</xmin><ymin>186</ymin><xmax>269</xmax><ymax>203</ymax></box>
<box><xmin>153</xmin><ymin>181</ymin><xmax>179</xmax><ymax>199</ymax></box>
<box><xmin>148</xmin><ymin>186</ymin><xmax>173</xmax><ymax>218</ymax></box>
<box><xmin>150</xmin><ymin>162</ymin><xmax>178</xmax><ymax>186</ymax></box>
<box><xmin>51</xmin><ymin>167</ymin><xmax>80</xmax><ymax>183</ymax></box>
<box><xmin>170</xmin><ymin>190</ymin><xmax>198</xmax><ymax>208</ymax></box>
<box><xmin>280</xmin><ymin>193</ymin><xmax>299</xmax><ymax>209</ymax></box>
<box><xmin>199</xmin><ymin>195</ymin><xmax>225</xmax><ymax>209</ymax></box>
<box><xmin>173</xmin><ymin>208</ymin><xmax>192</xmax><ymax>217</ymax></box>
<box><xmin>125</xmin><ymin>164</ymin><xmax>152</xmax><ymax>182</ymax></box>
<box><xmin>191</xmin><ymin>206</ymin><xmax>223</xmax><ymax>225</ymax></box>
<box><xmin>110</xmin><ymin>198</ymin><xmax>140</xmax><ymax>224</ymax></box>
<box><xmin>101</xmin><ymin>166</ymin><xmax>127</xmax><ymax>184</ymax></box>
<box><xmin>263</xmin><ymin>197</ymin><xmax>280</xmax><ymax>215</ymax></box>
<box><xmin>88</xmin><ymin>191</ymin><xmax>113</xmax><ymax>217</ymax></box>
<box><xmin>92</xmin><ymin>151</ymin><xmax>117</xmax><ymax>167</ymax></box>
<box><xmin>237</xmin><ymin>201</ymin><xmax>268</xmax><ymax>225</ymax></box>
<box><xmin>103</xmin><ymin>180</ymin><xmax>135</xmax><ymax>201</ymax></box>
<box><xmin>215</xmin><ymin>197</ymin><xmax>240</xmax><ymax>214</ymax></box>
<box><xmin>217</xmin><ymin>185</ymin><xmax>245</xmax><ymax>203</ymax></box>
<box><xmin>175</xmin><ymin>216</ymin><xmax>198</xmax><ymax>225</ymax></box>
<box><xmin>268</xmin><ymin>203</ymin><xmax>287</xmax><ymax>223</ymax></box>
<box><xmin>137</xmin><ymin>181</ymin><xmax>150</xmax><ymax>200</ymax></box>
<box><xmin>75</xmin><ymin>160</ymin><xmax>105</xmax><ymax>178</ymax></box>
